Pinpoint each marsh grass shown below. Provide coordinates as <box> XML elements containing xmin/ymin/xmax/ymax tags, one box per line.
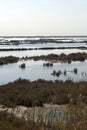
<box><xmin>0</xmin><ymin>79</ymin><xmax>87</xmax><ymax>129</ymax></box>
<box><xmin>0</xmin><ymin>99</ymin><xmax>87</xmax><ymax>130</ymax></box>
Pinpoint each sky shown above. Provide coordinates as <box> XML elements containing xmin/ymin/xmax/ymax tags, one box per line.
<box><xmin>0</xmin><ymin>0</ymin><xmax>87</xmax><ymax>36</ymax></box>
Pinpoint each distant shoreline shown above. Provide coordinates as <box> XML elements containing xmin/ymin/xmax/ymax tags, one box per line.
<box><xmin>0</xmin><ymin>47</ymin><xmax>87</xmax><ymax>51</ymax></box>
<box><xmin>0</xmin><ymin>35</ymin><xmax>87</xmax><ymax>37</ymax></box>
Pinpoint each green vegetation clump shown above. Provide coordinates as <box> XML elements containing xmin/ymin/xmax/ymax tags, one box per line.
<box><xmin>74</xmin><ymin>68</ymin><xmax>78</xmax><ymax>74</ymax></box>
<box><xmin>52</xmin><ymin>70</ymin><xmax>62</xmax><ymax>77</ymax></box>
<box><xmin>29</xmin><ymin>53</ymin><xmax>87</xmax><ymax>62</ymax></box>
<box><xmin>19</xmin><ymin>63</ymin><xmax>26</xmax><ymax>69</ymax></box>
<box><xmin>64</xmin><ymin>70</ymin><xmax>67</xmax><ymax>76</ymax></box>
<box><xmin>0</xmin><ymin>56</ymin><xmax>19</xmax><ymax>65</ymax></box>
<box><xmin>43</xmin><ymin>62</ymin><xmax>53</xmax><ymax>67</ymax></box>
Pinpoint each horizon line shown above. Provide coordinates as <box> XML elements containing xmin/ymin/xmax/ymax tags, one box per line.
<box><xmin>0</xmin><ymin>35</ymin><xmax>87</xmax><ymax>37</ymax></box>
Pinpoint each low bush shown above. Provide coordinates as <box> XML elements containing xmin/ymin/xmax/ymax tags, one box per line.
<box><xmin>0</xmin><ymin>79</ymin><xmax>87</xmax><ymax>107</ymax></box>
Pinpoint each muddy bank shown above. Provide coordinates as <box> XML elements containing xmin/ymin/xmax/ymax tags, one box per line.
<box><xmin>0</xmin><ymin>79</ymin><xmax>87</xmax><ymax>107</ymax></box>
<box><xmin>25</xmin><ymin>52</ymin><xmax>87</xmax><ymax>62</ymax></box>
<box><xmin>0</xmin><ymin>56</ymin><xmax>19</xmax><ymax>65</ymax></box>
<box><xmin>0</xmin><ymin>48</ymin><xmax>37</xmax><ymax>51</ymax></box>
<box><xmin>0</xmin><ymin>53</ymin><xmax>87</xmax><ymax>65</ymax></box>
<box><xmin>0</xmin><ymin>46</ymin><xmax>87</xmax><ymax>51</ymax></box>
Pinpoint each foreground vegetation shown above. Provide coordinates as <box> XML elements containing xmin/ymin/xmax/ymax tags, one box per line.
<box><xmin>0</xmin><ymin>79</ymin><xmax>87</xmax><ymax>129</ymax></box>
<box><xmin>0</xmin><ymin>79</ymin><xmax>87</xmax><ymax>107</ymax></box>
<box><xmin>0</xmin><ymin>111</ymin><xmax>42</xmax><ymax>130</ymax></box>
<box><xmin>0</xmin><ymin>101</ymin><xmax>87</xmax><ymax>130</ymax></box>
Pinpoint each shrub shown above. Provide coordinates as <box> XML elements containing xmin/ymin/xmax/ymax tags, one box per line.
<box><xmin>19</xmin><ymin>63</ymin><xmax>26</xmax><ymax>69</ymax></box>
<box><xmin>73</xmin><ymin>68</ymin><xmax>78</xmax><ymax>74</ymax></box>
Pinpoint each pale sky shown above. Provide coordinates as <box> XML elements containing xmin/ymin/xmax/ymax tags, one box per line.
<box><xmin>0</xmin><ymin>0</ymin><xmax>87</xmax><ymax>36</ymax></box>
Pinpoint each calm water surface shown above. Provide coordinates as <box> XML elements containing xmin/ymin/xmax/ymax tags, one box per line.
<box><xmin>0</xmin><ymin>49</ymin><xmax>87</xmax><ymax>58</ymax></box>
<box><xmin>0</xmin><ymin>42</ymin><xmax>87</xmax><ymax>49</ymax></box>
<box><xmin>0</xmin><ymin>37</ymin><xmax>87</xmax><ymax>85</ymax></box>
<box><xmin>0</xmin><ymin>60</ymin><xmax>87</xmax><ymax>85</ymax></box>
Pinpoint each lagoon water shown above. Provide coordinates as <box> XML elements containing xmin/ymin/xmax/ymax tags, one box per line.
<box><xmin>0</xmin><ymin>42</ymin><xmax>87</xmax><ymax>49</ymax></box>
<box><xmin>0</xmin><ymin>60</ymin><xmax>87</xmax><ymax>85</ymax></box>
<box><xmin>0</xmin><ymin>36</ymin><xmax>87</xmax><ymax>85</ymax></box>
<box><xmin>0</xmin><ymin>49</ymin><xmax>87</xmax><ymax>58</ymax></box>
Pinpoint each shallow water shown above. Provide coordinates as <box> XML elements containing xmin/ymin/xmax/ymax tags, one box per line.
<box><xmin>0</xmin><ymin>42</ymin><xmax>87</xmax><ymax>49</ymax></box>
<box><xmin>0</xmin><ymin>36</ymin><xmax>87</xmax><ymax>42</ymax></box>
<box><xmin>0</xmin><ymin>60</ymin><xmax>87</xmax><ymax>85</ymax></box>
<box><xmin>0</xmin><ymin>49</ymin><xmax>87</xmax><ymax>58</ymax></box>
<box><xmin>0</xmin><ymin>36</ymin><xmax>87</xmax><ymax>85</ymax></box>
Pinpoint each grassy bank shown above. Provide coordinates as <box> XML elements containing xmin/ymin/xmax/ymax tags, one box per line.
<box><xmin>28</xmin><ymin>53</ymin><xmax>87</xmax><ymax>62</ymax></box>
<box><xmin>0</xmin><ymin>79</ymin><xmax>87</xmax><ymax>107</ymax></box>
<box><xmin>0</xmin><ymin>56</ymin><xmax>19</xmax><ymax>65</ymax></box>
<box><xmin>0</xmin><ymin>103</ymin><xmax>87</xmax><ymax>130</ymax></box>
<box><xmin>0</xmin><ymin>79</ymin><xmax>87</xmax><ymax>129</ymax></box>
